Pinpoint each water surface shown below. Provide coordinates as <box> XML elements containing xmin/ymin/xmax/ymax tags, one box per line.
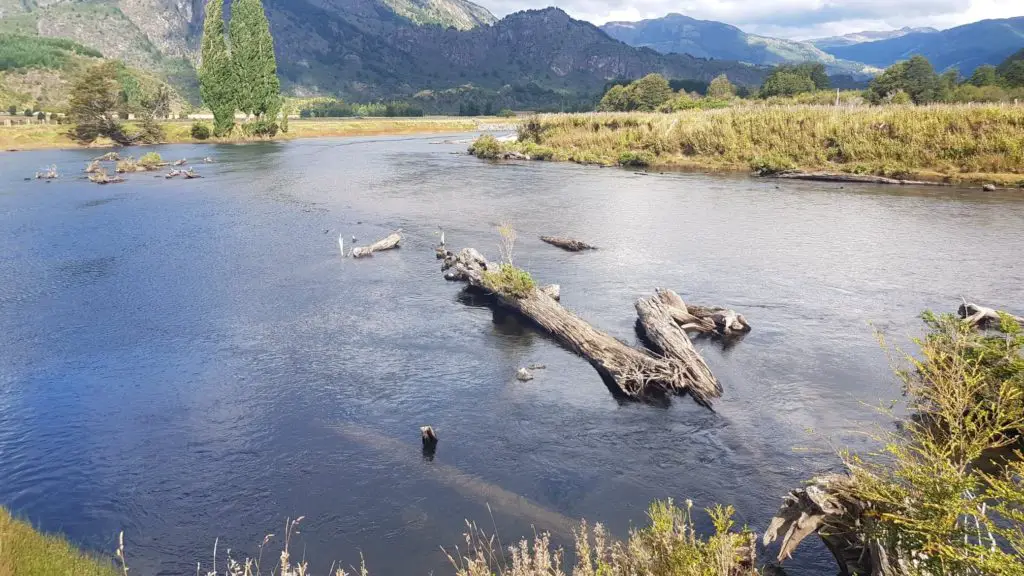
<box><xmin>1</xmin><ymin>136</ymin><xmax>1023</xmax><ymax>575</ymax></box>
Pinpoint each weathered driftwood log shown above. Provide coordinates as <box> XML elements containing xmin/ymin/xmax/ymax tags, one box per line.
<box><xmin>635</xmin><ymin>293</ymin><xmax>721</xmax><ymax>403</ymax></box>
<box><xmin>94</xmin><ymin>152</ymin><xmax>120</xmax><ymax>161</ymax></box>
<box><xmin>539</xmin><ymin>284</ymin><xmax>560</xmax><ymax>301</ymax></box>
<box><xmin>442</xmin><ymin>248</ymin><xmax>716</xmax><ymax>401</ymax></box>
<box><xmin>35</xmin><ymin>165</ymin><xmax>58</xmax><ymax>179</ymax></box>
<box><xmin>183</xmin><ymin>168</ymin><xmax>201</xmax><ymax>179</ymax></box>
<box><xmin>88</xmin><ymin>169</ymin><xmax>124</xmax><ymax>185</ymax></box>
<box><xmin>420</xmin><ymin>425</ymin><xmax>438</xmax><ymax>447</ymax></box>
<box><xmin>352</xmin><ymin>231</ymin><xmax>402</xmax><ymax>258</ymax></box>
<box><xmin>165</xmin><ymin>169</ymin><xmax>182</xmax><ymax>179</ymax></box>
<box><xmin>771</xmin><ymin>171</ymin><xmax>949</xmax><ymax>186</ymax></box>
<box><xmin>173</xmin><ymin>158</ymin><xmax>188</xmax><ymax>166</ymax></box>
<box><xmin>540</xmin><ymin>236</ymin><xmax>596</xmax><ymax>252</ymax></box>
<box><xmin>958</xmin><ymin>302</ymin><xmax>1024</xmax><ymax>329</ymax></box>
<box><xmin>764</xmin><ymin>475</ymin><xmax>897</xmax><ymax>576</ymax></box>
<box><xmin>649</xmin><ymin>289</ymin><xmax>751</xmax><ymax>337</ymax></box>
<box><xmin>85</xmin><ymin>160</ymin><xmax>102</xmax><ymax>174</ymax></box>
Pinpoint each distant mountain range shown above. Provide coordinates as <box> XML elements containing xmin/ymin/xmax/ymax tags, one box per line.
<box><xmin>809</xmin><ymin>27</ymin><xmax>938</xmax><ymax>50</ymax></box>
<box><xmin>0</xmin><ymin>0</ymin><xmax>765</xmax><ymax>110</ymax></box>
<box><xmin>816</xmin><ymin>17</ymin><xmax>1024</xmax><ymax>74</ymax></box>
<box><xmin>600</xmin><ymin>13</ymin><xmax>878</xmax><ymax>76</ymax></box>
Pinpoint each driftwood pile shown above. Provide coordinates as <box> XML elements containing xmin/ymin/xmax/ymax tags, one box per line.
<box><xmin>35</xmin><ymin>165</ymin><xmax>59</xmax><ymax>180</ymax></box>
<box><xmin>352</xmin><ymin>231</ymin><xmax>402</xmax><ymax>258</ymax></box>
<box><xmin>88</xmin><ymin>168</ymin><xmax>124</xmax><ymax>185</ymax></box>
<box><xmin>540</xmin><ymin>236</ymin><xmax>596</xmax><ymax>252</ymax></box>
<box><xmin>441</xmin><ymin>248</ymin><xmax>744</xmax><ymax>404</ymax></box>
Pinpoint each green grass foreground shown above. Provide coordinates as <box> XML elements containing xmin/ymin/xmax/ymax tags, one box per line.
<box><xmin>480</xmin><ymin>104</ymin><xmax>1024</xmax><ymax>186</ymax></box>
<box><xmin>0</xmin><ymin>507</ymin><xmax>117</xmax><ymax>576</ymax></box>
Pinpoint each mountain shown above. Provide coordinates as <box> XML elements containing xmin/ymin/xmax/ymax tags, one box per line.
<box><xmin>809</xmin><ymin>27</ymin><xmax>938</xmax><ymax>50</ymax></box>
<box><xmin>599</xmin><ymin>13</ymin><xmax>876</xmax><ymax>76</ymax></box>
<box><xmin>819</xmin><ymin>17</ymin><xmax>1024</xmax><ymax>74</ymax></box>
<box><xmin>0</xmin><ymin>0</ymin><xmax>765</xmax><ymax>109</ymax></box>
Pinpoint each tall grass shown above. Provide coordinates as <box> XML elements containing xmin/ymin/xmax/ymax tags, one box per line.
<box><xmin>0</xmin><ymin>506</ymin><xmax>117</xmax><ymax>576</ymax></box>
<box><xmin>509</xmin><ymin>105</ymin><xmax>1024</xmax><ymax>184</ymax></box>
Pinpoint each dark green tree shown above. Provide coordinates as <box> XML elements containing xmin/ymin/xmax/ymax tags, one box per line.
<box><xmin>997</xmin><ymin>49</ymin><xmax>1024</xmax><ymax>88</ymax></box>
<box><xmin>706</xmin><ymin>74</ymin><xmax>735</xmax><ymax>99</ymax></box>
<box><xmin>968</xmin><ymin>65</ymin><xmax>999</xmax><ymax>87</ymax></box>
<box><xmin>760</xmin><ymin>71</ymin><xmax>815</xmax><ymax>97</ymax></box>
<box><xmin>67</xmin><ymin>61</ymin><xmax>133</xmax><ymax>145</ymax></box>
<box><xmin>200</xmin><ymin>0</ymin><xmax>236</xmax><ymax>136</ymax></box>
<box><xmin>597</xmin><ymin>84</ymin><xmax>630</xmax><ymax>111</ymax></box>
<box><xmin>230</xmin><ymin>0</ymin><xmax>281</xmax><ymax>123</ymax></box>
<box><xmin>628</xmin><ymin>73</ymin><xmax>673</xmax><ymax>111</ymax></box>
<box><xmin>867</xmin><ymin>56</ymin><xmax>942</xmax><ymax>104</ymax></box>
<box><xmin>7</xmin><ymin>104</ymin><xmax>15</xmax><ymax>115</ymax></box>
<box><xmin>23</xmin><ymin>108</ymin><xmax>32</xmax><ymax>116</ymax></box>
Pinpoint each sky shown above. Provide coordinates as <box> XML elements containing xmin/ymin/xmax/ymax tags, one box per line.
<box><xmin>483</xmin><ymin>0</ymin><xmax>1024</xmax><ymax>39</ymax></box>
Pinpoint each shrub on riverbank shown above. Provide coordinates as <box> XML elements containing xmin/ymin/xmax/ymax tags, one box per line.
<box><xmin>0</xmin><ymin>507</ymin><xmax>117</xmax><ymax>576</ymax></box>
<box><xmin>468</xmin><ymin>134</ymin><xmax>504</xmax><ymax>159</ymax></box>
<box><xmin>484</xmin><ymin>105</ymin><xmax>1024</xmax><ymax>184</ymax></box>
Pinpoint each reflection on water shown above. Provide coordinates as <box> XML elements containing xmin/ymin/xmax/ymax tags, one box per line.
<box><xmin>1</xmin><ymin>135</ymin><xmax>1023</xmax><ymax>575</ymax></box>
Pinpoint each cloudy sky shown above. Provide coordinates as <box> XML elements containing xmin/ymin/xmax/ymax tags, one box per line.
<box><xmin>483</xmin><ymin>0</ymin><xmax>1024</xmax><ymax>39</ymax></box>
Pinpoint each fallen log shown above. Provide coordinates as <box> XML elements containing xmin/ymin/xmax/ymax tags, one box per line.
<box><xmin>35</xmin><ymin>165</ymin><xmax>58</xmax><ymax>180</ymax></box>
<box><xmin>958</xmin><ymin>301</ymin><xmax>1024</xmax><ymax>329</ymax></box>
<box><xmin>352</xmin><ymin>231</ymin><xmax>402</xmax><ymax>258</ymax></box>
<box><xmin>442</xmin><ymin>248</ymin><xmax>716</xmax><ymax>401</ymax></box>
<box><xmin>182</xmin><ymin>168</ymin><xmax>201</xmax><ymax>179</ymax></box>
<box><xmin>649</xmin><ymin>289</ymin><xmax>751</xmax><ymax>337</ymax></box>
<box><xmin>88</xmin><ymin>169</ymin><xmax>124</xmax><ymax>185</ymax></box>
<box><xmin>173</xmin><ymin>158</ymin><xmax>188</xmax><ymax>166</ymax></box>
<box><xmin>635</xmin><ymin>293</ymin><xmax>721</xmax><ymax>404</ymax></box>
<box><xmin>165</xmin><ymin>169</ymin><xmax>182</xmax><ymax>179</ymax></box>
<box><xmin>540</xmin><ymin>236</ymin><xmax>596</xmax><ymax>252</ymax></box>
<box><xmin>764</xmin><ymin>475</ymin><xmax>891</xmax><ymax>576</ymax></box>
<box><xmin>94</xmin><ymin>152</ymin><xmax>120</xmax><ymax>161</ymax></box>
<box><xmin>85</xmin><ymin>160</ymin><xmax>102</xmax><ymax>174</ymax></box>
<box><xmin>771</xmin><ymin>171</ymin><xmax>948</xmax><ymax>186</ymax></box>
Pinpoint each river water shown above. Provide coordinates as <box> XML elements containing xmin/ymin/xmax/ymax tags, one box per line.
<box><xmin>1</xmin><ymin>135</ymin><xmax>1022</xmax><ymax>575</ymax></box>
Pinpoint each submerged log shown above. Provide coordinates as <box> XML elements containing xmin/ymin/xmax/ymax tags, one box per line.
<box><xmin>764</xmin><ymin>475</ymin><xmax>889</xmax><ymax>576</ymax></box>
<box><xmin>352</xmin><ymin>231</ymin><xmax>402</xmax><ymax>258</ymax></box>
<box><xmin>540</xmin><ymin>236</ymin><xmax>596</xmax><ymax>252</ymax></box>
<box><xmin>771</xmin><ymin>171</ymin><xmax>948</xmax><ymax>186</ymax></box>
<box><xmin>165</xmin><ymin>169</ymin><xmax>182</xmax><ymax>179</ymax></box>
<box><xmin>94</xmin><ymin>152</ymin><xmax>121</xmax><ymax>161</ymax></box>
<box><xmin>35</xmin><ymin>165</ymin><xmax>58</xmax><ymax>180</ymax></box>
<box><xmin>85</xmin><ymin>160</ymin><xmax>102</xmax><ymax>174</ymax></box>
<box><xmin>173</xmin><ymin>158</ymin><xmax>188</xmax><ymax>166</ymax></box>
<box><xmin>958</xmin><ymin>302</ymin><xmax>1024</xmax><ymax>329</ymax></box>
<box><xmin>182</xmin><ymin>168</ymin><xmax>201</xmax><ymax>179</ymax></box>
<box><xmin>441</xmin><ymin>248</ymin><xmax>717</xmax><ymax>401</ymax></box>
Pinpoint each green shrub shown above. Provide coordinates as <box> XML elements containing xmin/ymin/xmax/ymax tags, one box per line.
<box><xmin>750</xmin><ymin>154</ymin><xmax>795</xmax><ymax>175</ymax></box>
<box><xmin>482</xmin><ymin>263</ymin><xmax>536</xmax><ymax>299</ymax></box>
<box><xmin>522</xmin><ymin>142</ymin><xmax>554</xmax><ymax>160</ymax></box>
<box><xmin>190</xmin><ymin>122</ymin><xmax>211</xmax><ymax>140</ymax></box>
<box><xmin>241</xmin><ymin>119</ymin><xmax>278</xmax><ymax>138</ymax></box>
<box><xmin>497</xmin><ymin>108</ymin><xmax>516</xmax><ymax>118</ymax></box>
<box><xmin>137</xmin><ymin>152</ymin><xmax>163</xmax><ymax>168</ymax></box>
<box><xmin>618</xmin><ymin>150</ymin><xmax>655</xmax><ymax>168</ymax></box>
<box><xmin>468</xmin><ymin>134</ymin><xmax>503</xmax><ymax>159</ymax></box>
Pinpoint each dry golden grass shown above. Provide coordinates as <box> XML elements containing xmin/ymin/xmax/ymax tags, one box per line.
<box><xmin>511</xmin><ymin>104</ymin><xmax>1024</xmax><ymax>185</ymax></box>
<box><xmin>0</xmin><ymin>117</ymin><xmax>517</xmax><ymax>150</ymax></box>
<box><xmin>0</xmin><ymin>506</ymin><xmax>117</xmax><ymax>576</ymax></box>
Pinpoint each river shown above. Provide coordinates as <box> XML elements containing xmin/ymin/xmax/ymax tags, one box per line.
<box><xmin>1</xmin><ymin>135</ymin><xmax>1022</xmax><ymax>575</ymax></box>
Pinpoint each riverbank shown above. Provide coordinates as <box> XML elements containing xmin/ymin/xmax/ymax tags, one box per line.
<box><xmin>475</xmin><ymin>105</ymin><xmax>1024</xmax><ymax>187</ymax></box>
<box><xmin>0</xmin><ymin>117</ymin><xmax>518</xmax><ymax>151</ymax></box>
<box><xmin>0</xmin><ymin>507</ymin><xmax>117</xmax><ymax>576</ymax></box>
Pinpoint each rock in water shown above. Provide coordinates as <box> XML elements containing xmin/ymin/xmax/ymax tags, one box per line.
<box><xmin>516</xmin><ymin>368</ymin><xmax>534</xmax><ymax>381</ymax></box>
<box><xmin>983</xmin><ymin>183</ymin><xmax>997</xmax><ymax>191</ymax></box>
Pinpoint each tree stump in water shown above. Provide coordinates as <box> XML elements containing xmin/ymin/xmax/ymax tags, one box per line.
<box><xmin>352</xmin><ymin>231</ymin><xmax>402</xmax><ymax>258</ymax></box>
<box><xmin>85</xmin><ymin>160</ymin><xmax>102</xmax><ymax>174</ymax></box>
<box><xmin>441</xmin><ymin>248</ymin><xmax>718</xmax><ymax>402</ymax></box>
<box><xmin>540</xmin><ymin>236</ymin><xmax>596</xmax><ymax>252</ymax></box>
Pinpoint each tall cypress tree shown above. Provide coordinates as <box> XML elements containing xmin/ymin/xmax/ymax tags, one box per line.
<box><xmin>199</xmin><ymin>0</ymin><xmax>236</xmax><ymax>136</ymax></box>
<box><xmin>230</xmin><ymin>0</ymin><xmax>281</xmax><ymax>121</ymax></box>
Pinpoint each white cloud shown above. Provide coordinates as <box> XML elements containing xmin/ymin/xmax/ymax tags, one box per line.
<box><xmin>483</xmin><ymin>0</ymin><xmax>1024</xmax><ymax>39</ymax></box>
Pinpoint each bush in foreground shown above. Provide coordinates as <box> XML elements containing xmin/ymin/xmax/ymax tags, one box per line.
<box><xmin>468</xmin><ymin>134</ymin><xmax>504</xmax><ymax>159</ymax></box>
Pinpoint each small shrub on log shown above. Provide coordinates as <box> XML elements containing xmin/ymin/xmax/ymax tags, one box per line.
<box><xmin>482</xmin><ymin>264</ymin><xmax>536</xmax><ymax>299</ymax></box>
<box><xmin>138</xmin><ymin>152</ymin><xmax>163</xmax><ymax>169</ymax></box>
<box><xmin>191</xmin><ymin>122</ymin><xmax>212</xmax><ymax>140</ymax></box>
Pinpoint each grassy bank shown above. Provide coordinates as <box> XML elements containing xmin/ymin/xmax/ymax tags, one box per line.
<box><xmin>0</xmin><ymin>117</ymin><xmax>517</xmax><ymax>151</ymax></box>
<box><xmin>0</xmin><ymin>507</ymin><xmax>117</xmax><ymax>576</ymax></box>
<box><xmin>483</xmin><ymin>105</ymin><xmax>1024</xmax><ymax>186</ymax></box>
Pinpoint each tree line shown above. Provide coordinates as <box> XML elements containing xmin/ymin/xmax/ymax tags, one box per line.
<box><xmin>199</xmin><ymin>0</ymin><xmax>282</xmax><ymax>137</ymax></box>
<box><xmin>596</xmin><ymin>51</ymin><xmax>1024</xmax><ymax>112</ymax></box>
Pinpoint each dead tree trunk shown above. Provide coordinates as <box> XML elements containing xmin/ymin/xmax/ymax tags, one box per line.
<box><xmin>764</xmin><ymin>475</ymin><xmax>896</xmax><ymax>576</ymax></box>
<box><xmin>540</xmin><ymin>236</ymin><xmax>596</xmax><ymax>252</ymax></box>
<box><xmin>635</xmin><ymin>294</ymin><xmax>721</xmax><ymax>404</ymax></box>
<box><xmin>958</xmin><ymin>302</ymin><xmax>1024</xmax><ymax>329</ymax></box>
<box><xmin>648</xmin><ymin>289</ymin><xmax>751</xmax><ymax>337</ymax></box>
<box><xmin>352</xmin><ymin>231</ymin><xmax>402</xmax><ymax>258</ymax></box>
<box><xmin>442</xmin><ymin>248</ymin><xmax>716</xmax><ymax>402</ymax></box>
